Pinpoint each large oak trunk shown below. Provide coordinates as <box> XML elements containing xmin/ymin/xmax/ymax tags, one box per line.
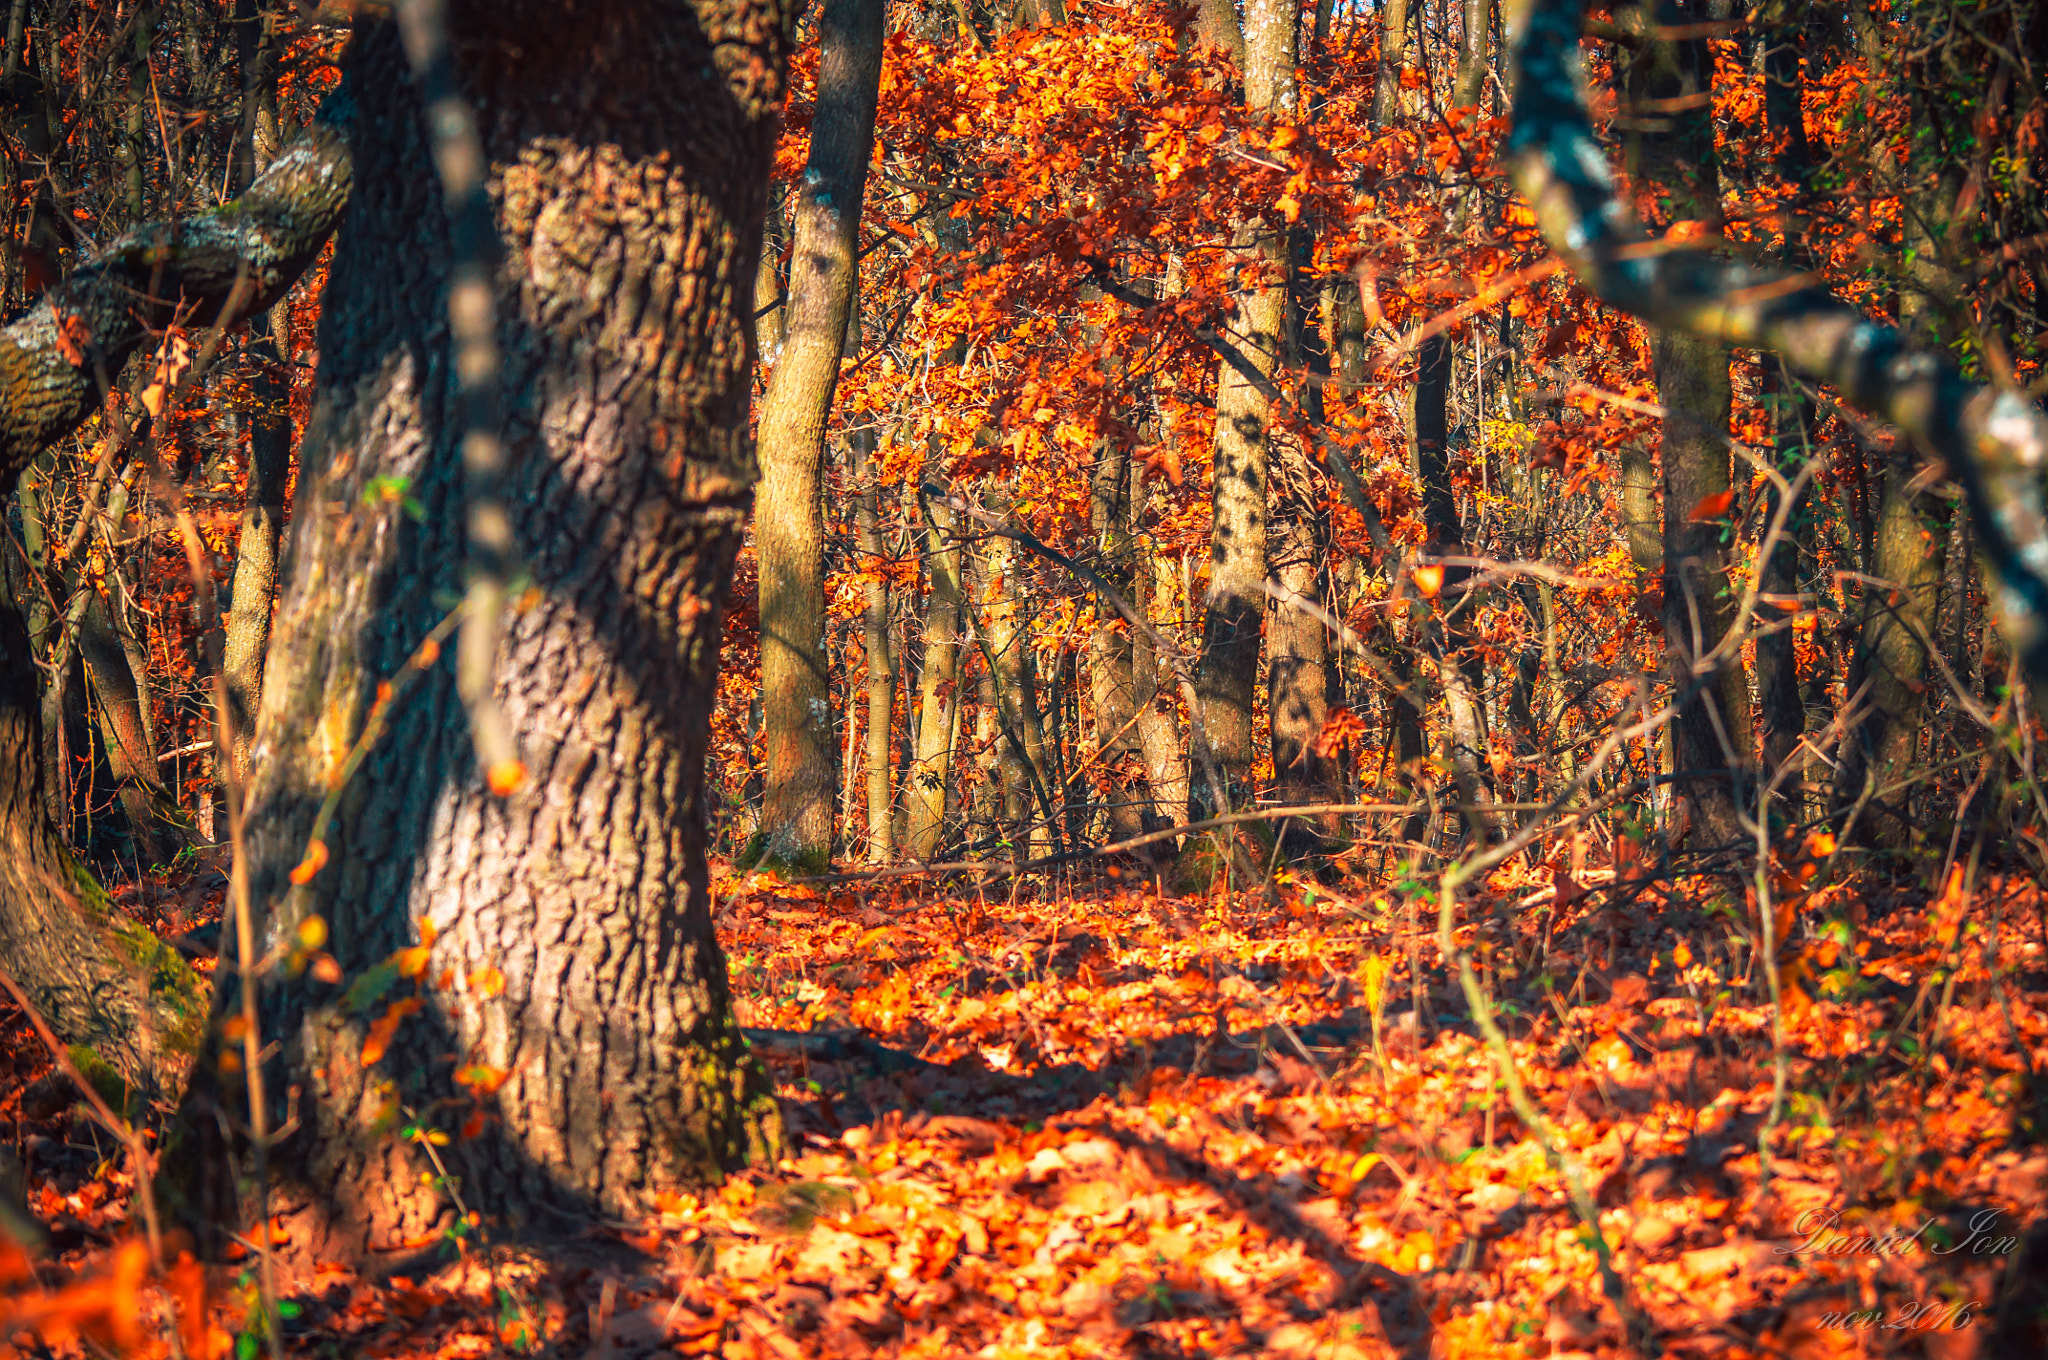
<box><xmin>181</xmin><ymin>4</ymin><xmax>788</xmax><ymax>1263</ymax></box>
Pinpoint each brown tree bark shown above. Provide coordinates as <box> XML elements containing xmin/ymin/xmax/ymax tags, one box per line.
<box><xmin>850</xmin><ymin>429</ymin><xmax>894</xmax><ymax>863</ymax></box>
<box><xmin>1753</xmin><ymin>0</ymin><xmax>1817</xmax><ymax>814</ymax></box>
<box><xmin>0</xmin><ymin>601</ymin><xmax>206</xmax><ymax>1102</ymax></box>
<box><xmin>1834</xmin><ymin>459</ymin><xmax>1943</xmax><ymax>847</ymax></box>
<box><xmin>1087</xmin><ymin>441</ymin><xmax>1151</xmax><ymax>840</ymax></box>
<box><xmin>1191</xmin><ymin>0</ymin><xmax>1293</xmax><ymax>817</ymax></box>
<box><xmin>1629</xmin><ymin>0</ymin><xmax>1751</xmax><ymax>846</ymax></box>
<box><xmin>906</xmin><ymin>481</ymin><xmax>965</xmax><ymax>860</ymax></box>
<box><xmin>175</xmin><ymin>5</ymin><xmax>789</xmax><ymax>1262</ymax></box>
<box><xmin>0</xmin><ymin>76</ymin><xmax>346</xmax><ymax>1099</ymax></box>
<box><xmin>77</xmin><ymin>579</ymin><xmax>177</xmax><ymax>864</ymax></box>
<box><xmin>1412</xmin><ymin>334</ymin><xmax>1501</xmax><ymax>843</ymax></box>
<box><xmin>755</xmin><ymin>0</ymin><xmax>884</xmax><ymax>871</ymax></box>
<box><xmin>1133</xmin><ymin>551</ymin><xmax>1187</xmax><ymax>824</ymax></box>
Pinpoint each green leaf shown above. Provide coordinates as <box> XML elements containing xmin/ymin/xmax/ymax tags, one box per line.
<box><xmin>342</xmin><ymin>961</ymin><xmax>401</xmax><ymax>1014</ymax></box>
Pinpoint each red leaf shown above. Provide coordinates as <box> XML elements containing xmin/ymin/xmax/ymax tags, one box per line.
<box><xmin>1687</xmin><ymin>489</ymin><xmax>1734</xmax><ymax>522</ymax></box>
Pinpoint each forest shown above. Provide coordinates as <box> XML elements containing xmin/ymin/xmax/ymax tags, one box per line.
<box><xmin>0</xmin><ymin>0</ymin><xmax>2041</xmax><ymax>1355</ymax></box>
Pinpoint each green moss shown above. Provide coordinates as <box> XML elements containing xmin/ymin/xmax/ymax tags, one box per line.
<box><xmin>108</xmin><ymin>919</ymin><xmax>210</xmax><ymax>1057</ymax></box>
<box><xmin>65</xmin><ymin>1045</ymin><xmax>138</xmax><ymax>1121</ymax></box>
<box><xmin>1170</xmin><ymin>825</ymin><xmax>1276</xmax><ymax>894</ymax></box>
<box><xmin>736</xmin><ymin>831</ymin><xmax>832</xmax><ymax>879</ymax></box>
<box><xmin>663</xmin><ymin>1026</ymin><xmax>786</xmax><ymax>1185</ymax></box>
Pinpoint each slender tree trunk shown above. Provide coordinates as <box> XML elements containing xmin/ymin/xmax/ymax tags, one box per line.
<box><xmin>851</xmin><ymin>430</ymin><xmax>893</xmax><ymax>863</ymax></box>
<box><xmin>1834</xmin><ymin>460</ymin><xmax>1942</xmax><ymax>847</ymax></box>
<box><xmin>755</xmin><ymin>0</ymin><xmax>884</xmax><ymax>872</ymax></box>
<box><xmin>1413</xmin><ymin>334</ymin><xmax>1500</xmax><ymax>842</ymax></box>
<box><xmin>1753</xmin><ymin>0</ymin><xmax>1817</xmax><ymax>815</ymax></box>
<box><xmin>980</xmin><ymin>491</ymin><xmax>1053</xmax><ymax>857</ymax></box>
<box><xmin>1088</xmin><ymin>441</ymin><xmax>1150</xmax><ymax>840</ymax></box>
<box><xmin>77</xmin><ymin>582</ymin><xmax>173</xmax><ymax>863</ymax></box>
<box><xmin>176</xmin><ymin>8</ymin><xmax>789</xmax><ymax>1261</ymax></box>
<box><xmin>1454</xmin><ymin>0</ymin><xmax>1489</xmax><ymax>108</ymax></box>
<box><xmin>1133</xmin><ymin>551</ymin><xmax>1186</xmax><ymax>824</ymax></box>
<box><xmin>1631</xmin><ymin>0</ymin><xmax>1750</xmax><ymax>846</ymax></box>
<box><xmin>223</xmin><ymin>296</ymin><xmax>292</xmax><ymax>786</ymax></box>
<box><xmin>906</xmin><ymin>484</ymin><xmax>964</xmax><ymax>861</ymax></box>
<box><xmin>1373</xmin><ymin>0</ymin><xmax>1414</xmax><ymax>127</ymax></box>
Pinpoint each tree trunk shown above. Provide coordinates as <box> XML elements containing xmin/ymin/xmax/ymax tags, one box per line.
<box><xmin>1753</xmin><ymin>1</ymin><xmax>1817</xmax><ymax>816</ymax></box>
<box><xmin>223</xmin><ymin>297</ymin><xmax>293</xmax><ymax>787</ymax></box>
<box><xmin>850</xmin><ymin>430</ymin><xmax>894</xmax><ymax>863</ymax></box>
<box><xmin>906</xmin><ymin>484</ymin><xmax>964</xmax><ymax>861</ymax></box>
<box><xmin>755</xmin><ymin>0</ymin><xmax>884</xmax><ymax>872</ymax></box>
<box><xmin>1087</xmin><ymin>442</ymin><xmax>1150</xmax><ymax>841</ymax></box>
<box><xmin>1133</xmin><ymin>551</ymin><xmax>1187</xmax><ymax>824</ymax></box>
<box><xmin>1413</xmin><ymin>334</ymin><xmax>1500</xmax><ymax>843</ymax></box>
<box><xmin>0</xmin><ymin>601</ymin><xmax>206</xmax><ymax>1103</ymax></box>
<box><xmin>1191</xmin><ymin>0</ymin><xmax>1293</xmax><ymax>817</ymax></box>
<box><xmin>1655</xmin><ymin>328</ymin><xmax>1748</xmax><ymax>844</ymax></box>
<box><xmin>1630</xmin><ymin>0</ymin><xmax>1750</xmax><ymax>846</ymax></box>
<box><xmin>77</xmin><ymin>580</ymin><xmax>176</xmax><ymax>864</ymax></box>
<box><xmin>1834</xmin><ymin>462</ymin><xmax>1942</xmax><ymax>847</ymax></box>
<box><xmin>176</xmin><ymin>8</ymin><xmax>789</xmax><ymax>1262</ymax></box>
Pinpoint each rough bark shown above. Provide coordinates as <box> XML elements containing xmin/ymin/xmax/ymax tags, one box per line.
<box><xmin>0</xmin><ymin>601</ymin><xmax>206</xmax><ymax>1103</ymax></box>
<box><xmin>176</xmin><ymin>4</ymin><xmax>789</xmax><ymax>1263</ymax></box>
<box><xmin>1191</xmin><ymin>0</ymin><xmax>1293</xmax><ymax>817</ymax></box>
<box><xmin>0</xmin><ymin>81</ymin><xmax>348</xmax><ymax>1103</ymax></box>
<box><xmin>755</xmin><ymin>0</ymin><xmax>883</xmax><ymax>871</ymax></box>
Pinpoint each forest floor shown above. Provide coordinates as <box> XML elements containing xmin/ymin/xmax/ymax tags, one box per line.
<box><xmin>0</xmin><ymin>834</ymin><xmax>2045</xmax><ymax>1358</ymax></box>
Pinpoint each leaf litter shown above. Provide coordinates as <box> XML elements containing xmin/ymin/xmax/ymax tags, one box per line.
<box><xmin>0</xmin><ymin>847</ymin><xmax>2044</xmax><ymax>1357</ymax></box>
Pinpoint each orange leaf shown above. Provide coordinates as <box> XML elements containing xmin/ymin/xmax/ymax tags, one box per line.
<box><xmin>468</xmin><ymin>965</ymin><xmax>506</xmax><ymax>997</ymax></box>
<box><xmin>289</xmin><ymin>839</ymin><xmax>329</xmax><ymax>885</ymax></box>
<box><xmin>455</xmin><ymin>1064</ymin><xmax>512</xmax><ymax>1095</ymax></box>
<box><xmin>361</xmin><ymin>998</ymin><xmax>422</xmax><ymax>1067</ymax></box>
<box><xmin>1412</xmin><ymin>564</ymin><xmax>1445</xmax><ymax>598</ymax></box>
<box><xmin>53</xmin><ymin>312</ymin><xmax>91</xmax><ymax>368</ymax></box>
<box><xmin>394</xmin><ymin>945</ymin><xmax>432</xmax><ymax>979</ymax></box>
<box><xmin>1687</xmin><ymin>489</ymin><xmax>1734</xmax><ymax>522</ymax></box>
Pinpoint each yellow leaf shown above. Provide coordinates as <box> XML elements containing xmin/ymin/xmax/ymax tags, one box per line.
<box><xmin>468</xmin><ymin>966</ymin><xmax>506</xmax><ymax>997</ymax></box>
